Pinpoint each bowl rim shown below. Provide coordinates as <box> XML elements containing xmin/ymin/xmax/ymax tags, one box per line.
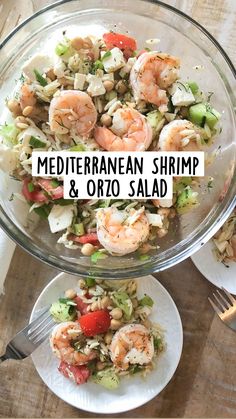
<box><xmin>0</xmin><ymin>0</ymin><xmax>235</xmax><ymax>278</ymax></box>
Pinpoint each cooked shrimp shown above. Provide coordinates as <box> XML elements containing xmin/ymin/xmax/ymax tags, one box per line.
<box><xmin>94</xmin><ymin>107</ymin><xmax>152</xmax><ymax>151</ymax></box>
<box><xmin>158</xmin><ymin>119</ymin><xmax>201</xmax><ymax>151</ymax></box>
<box><xmin>96</xmin><ymin>206</ymin><xmax>149</xmax><ymax>255</ymax></box>
<box><xmin>49</xmin><ymin>90</ymin><xmax>97</xmax><ymax>136</ymax></box>
<box><xmin>110</xmin><ymin>324</ymin><xmax>154</xmax><ymax>370</ymax></box>
<box><xmin>130</xmin><ymin>52</ymin><xmax>180</xmax><ymax>112</ymax></box>
<box><xmin>50</xmin><ymin>322</ymin><xmax>97</xmax><ymax>365</ymax></box>
<box><xmin>20</xmin><ymin>84</ymin><xmax>37</xmax><ymax>110</ymax></box>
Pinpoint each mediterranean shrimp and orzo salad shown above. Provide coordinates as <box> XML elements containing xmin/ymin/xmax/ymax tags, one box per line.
<box><xmin>0</xmin><ymin>31</ymin><xmax>222</xmax><ymax>259</ymax></box>
<box><xmin>49</xmin><ymin>278</ymin><xmax>164</xmax><ymax>389</ymax></box>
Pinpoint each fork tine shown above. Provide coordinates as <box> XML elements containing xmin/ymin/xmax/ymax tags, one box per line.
<box><xmin>213</xmin><ymin>292</ymin><xmax>227</xmax><ymax>311</ymax></box>
<box><xmin>222</xmin><ymin>287</ymin><xmax>236</xmax><ymax>305</ymax></box>
<box><xmin>29</xmin><ymin>316</ymin><xmax>54</xmax><ymax>341</ymax></box>
<box><xmin>24</xmin><ymin>307</ymin><xmax>50</xmax><ymax>333</ymax></box>
<box><xmin>216</xmin><ymin>289</ymin><xmax>231</xmax><ymax>309</ymax></box>
<box><xmin>208</xmin><ymin>297</ymin><xmax>223</xmax><ymax>314</ymax></box>
<box><xmin>33</xmin><ymin>320</ymin><xmax>55</xmax><ymax>345</ymax></box>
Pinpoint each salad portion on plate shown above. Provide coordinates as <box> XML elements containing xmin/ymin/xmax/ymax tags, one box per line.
<box><xmin>0</xmin><ymin>30</ymin><xmax>222</xmax><ymax>260</ymax></box>
<box><xmin>49</xmin><ymin>278</ymin><xmax>164</xmax><ymax>390</ymax></box>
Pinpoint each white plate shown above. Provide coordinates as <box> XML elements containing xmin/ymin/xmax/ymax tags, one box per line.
<box><xmin>191</xmin><ymin>241</ymin><xmax>236</xmax><ymax>295</ymax></box>
<box><xmin>30</xmin><ymin>273</ymin><xmax>183</xmax><ymax>414</ymax></box>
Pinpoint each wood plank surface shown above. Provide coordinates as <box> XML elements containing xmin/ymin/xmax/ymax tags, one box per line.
<box><xmin>0</xmin><ymin>0</ymin><xmax>236</xmax><ymax>417</ymax></box>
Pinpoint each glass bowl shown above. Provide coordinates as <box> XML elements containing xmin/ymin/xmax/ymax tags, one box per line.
<box><xmin>0</xmin><ymin>0</ymin><xmax>235</xmax><ymax>279</ymax></box>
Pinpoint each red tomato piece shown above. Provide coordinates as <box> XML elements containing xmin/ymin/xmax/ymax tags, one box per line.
<box><xmin>22</xmin><ymin>178</ymin><xmax>48</xmax><ymax>203</ymax></box>
<box><xmin>58</xmin><ymin>361</ymin><xmax>90</xmax><ymax>385</ymax></box>
<box><xmin>79</xmin><ymin>310</ymin><xmax>111</xmax><ymax>337</ymax></box>
<box><xmin>74</xmin><ymin>295</ymin><xmax>89</xmax><ymax>315</ymax></box>
<box><xmin>69</xmin><ymin>233</ymin><xmax>99</xmax><ymax>245</ymax></box>
<box><xmin>103</xmin><ymin>32</ymin><xmax>137</xmax><ymax>59</ymax></box>
<box><xmin>37</xmin><ymin>179</ymin><xmax>64</xmax><ymax>200</ymax></box>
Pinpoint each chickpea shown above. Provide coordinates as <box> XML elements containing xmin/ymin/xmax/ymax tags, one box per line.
<box><xmin>104</xmin><ymin>331</ymin><xmax>113</xmax><ymax>345</ymax></box>
<box><xmin>100</xmin><ymin>113</ymin><xmax>112</xmax><ymax>127</ymax></box>
<box><xmin>115</xmin><ymin>80</ymin><xmax>127</xmax><ymax>94</ymax></box>
<box><xmin>71</xmin><ymin>36</ymin><xmax>84</xmax><ymax>50</ymax></box>
<box><xmin>101</xmin><ymin>296</ymin><xmax>112</xmax><ymax>309</ymax></box>
<box><xmin>15</xmin><ymin>115</ymin><xmax>28</xmax><ymax>124</ymax></box>
<box><xmin>110</xmin><ymin>307</ymin><xmax>123</xmax><ymax>320</ymax></box>
<box><xmin>78</xmin><ymin>278</ymin><xmax>86</xmax><ymax>289</ymax></box>
<box><xmin>131</xmin><ymin>298</ymin><xmax>138</xmax><ymax>308</ymax></box>
<box><xmin>103</xmin><ymin>80</ymin><xmax>114</xmax><ymax>92</ymax></box>
<box><xmin>110</xmin><ymin>319</ymin><xmax>122</xmax><ymax>330</ymax></box>
<box><xmin>7</xmin><ymin>99</ymin><xmax>21</xmax><ymax>116</ymax></box>
<box><xmin>65</xmin><ymin>288</ymin><xmax>77</xmax><ymax>299</ymax></box>
<box><xmin>81</xmin><ymin>243</ymin><xmax>95</xmax><ymax>256</ymax></box>
<box><xmin>157</xmin><ymin>228</ymin><xmax>168</xmax><ymax>238</ymax></box>
<box><xmin>16</xmin><ymin>122</ymin><xmax>29</xmax><ymax>129</ymax></box>
<box><xmin>46</xmin><ymin>68</ymin><xmax>56</xmax><ymax>81</ymax></box>
<box><xmin>22</xmin><ymin>105</ymin><xmax>33</xmax><ymax>117</ymax></box>
<box><xmin>96</xmin><ymin>361</ymin><xmax>106</xmax><ymax>371</ymax></box>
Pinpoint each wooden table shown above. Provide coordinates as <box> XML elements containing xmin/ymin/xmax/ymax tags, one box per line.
<box><xmin>0</xmin><ymin>1</ymin><xmax>236</xmax><ymax>417</ymax></box>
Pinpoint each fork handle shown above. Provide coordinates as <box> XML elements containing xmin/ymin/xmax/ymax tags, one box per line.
<box><xmin>0</xmin><ymin>354</ymin><xmax>8</xmax><ymax>363</ymax></box>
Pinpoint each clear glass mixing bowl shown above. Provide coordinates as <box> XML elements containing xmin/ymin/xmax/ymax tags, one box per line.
<box><xmin>0</xmin><ymin>0</ymin><xmax>235</xmax><ymax>278</ymax></box>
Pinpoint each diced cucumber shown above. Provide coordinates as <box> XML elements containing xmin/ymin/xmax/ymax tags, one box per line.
<box><xmin>176</xmin><ymin>187</ymin><xmax>199</xmax><ymax>214</ymax></box>
<box><xmin>187</xmin><ymin>81</ymin><xmax>199</xmax><ymax>95</ymax></box>
<box><xmin>205</xmin><ymin>106</ymin><xmax>221</xmax><ymax>129</ymax></box>
<box><xmin>146</xmin><ymin>110</ymin><xmax>165</xmax><ymax>137</ymax></box>
<box><xmin>189</xmin><ymin>103</ymin><xmax>206</xmax><ymax>126</ymax></box>
<box><xmin>50</xmin><ymin>301</ymin><xmax>76</xmax><ymax>322</ymax></box>
<box><xmin>0</xmin><ymin>123</ymin><xmax>20</xmax><ymax>146</ymax></box>
<box><xmin>189</xmin><ymin>103</ymin><xmax>221</xmax><ymax>129</ymax></box>
<box><xmin>93</xmin><ymin>368</ymin><xmax>120</xmax><ymax>390</ymax></box>
<box><xmin>173</xmin><ymin>177</ymin><xmax>192</xmax><ymax>193</ymax></box>
<box><xmin>112</xmin><ymin>291</ymin><xmax>133</xmax><ymax>320</ymax></box>
<box><xmin>73</xmin><ymin>222</ymin><xmax>85</xmax><ymax>236</ymax></box>
<box><xmin>69</xmin><ymin>144</ymin><xmax>85</xmax><ymax>152</ymax></box>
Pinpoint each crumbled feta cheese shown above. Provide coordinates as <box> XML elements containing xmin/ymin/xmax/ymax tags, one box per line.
<box><xmin>86</xmin><ymin>74</ymin><xmax>106</xmax><ymax>96</ymax></box>
<box><xmin>171</xmin><ymin>82</ymin><xmax>195</xmax><ymax>106</ymax></box>
<box><xmin>101</xmin><ymin>47</ymin><xmax>126</xmax><ymax>73</ymax></box>
<box><xmin>22</xmin><ymin>54</ymin><xmax>53</xmax><ymax>81</ymax></box>
<box><xmin>48</xmin><ymin>204</ymin><xmax>75</xmax><ymax>233</ymax></box>
<box><xmin>0</xmin><ymin>144</ymin><xmax>19</xmax><ymax>172</ymax></box>
<box><xmin>74</xmin><ymin>73</ymin><xmax>87</xmax><ymax>90</ymax></box>
<box><xmin>18</xmin><ymin>126</ymin><xmax>47</xmax><ymax>147</ymax></box>
<box><xmin>146</xmin><ymin>213</ymin><xmax>163</xmax><ymax>227</ymax></box>
<box><xmin>53</xmin><ymin>60</ymin><xmax>66</xmax><ymax>78</ymax></box>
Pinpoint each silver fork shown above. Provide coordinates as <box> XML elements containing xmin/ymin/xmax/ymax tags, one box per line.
<box><xmin>0</xmin><ymin>307</ymin><xmax>55</xmax><ymax>363</ymax></box>
<box><xmin>208</xmin><ymin>287</ymin><xmax>236</xmax><ymax>331</ymax></box>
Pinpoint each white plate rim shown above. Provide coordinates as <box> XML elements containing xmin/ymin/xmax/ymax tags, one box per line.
<box><xmin>30</xmin><ymin>273</ymin><xmax>183</xmax><ymax>414</ymax></box>
<box><xmin>191</xmin><ymin>241</ymin><xmax>236</xmax><ymax>295</ymax></box>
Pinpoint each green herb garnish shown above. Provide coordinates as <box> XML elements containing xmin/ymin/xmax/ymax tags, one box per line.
<box><xmin>29</xmin><ymin>135</ymin><xmax>46</xmax><ymax>149</ymax></box>
<box><xmin>59</xmin><ymin>297</ymin><xmax>77</xmax><ymax>306</ymax></box>
<box><xmin>55</xmin><ymin>38</ymin><xmax>70</xmax><ymax>56</ymax></box>
<box><xmin>51</xmin><ymin>179</ymin><xmax>60</xmax><ymax>188</ymax></box>
<box><xmin>102</xmin><ymin>50</ymin><xmax>112</xmax><ymax>61</ymax></box>
<box><xmin>34</xmin><ymin>204</ymin><xmax>51</xmax><ymax>219</ymax></box>
<box><xmin>33</xmin><ymin>69</ymin><xmax>48</xmax><ymax>87</ymax></box>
